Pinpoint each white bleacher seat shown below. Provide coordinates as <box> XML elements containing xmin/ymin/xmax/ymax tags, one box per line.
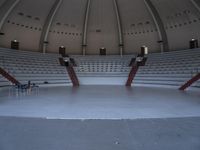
<box><xmin>0</xmin><ymin>74</ymin><xmax>10</xmax><ymax>87</ymax></box>
<box><xmin>133</xmin><ymin>48</ymin><xmax>200</xmax><ymax>88</ymax></box>
<box><xmin>0</xmin><ymin>48</ymin><xmax>72</xmax><ymax>86</ymax></box>
<box><xmin>72</xmin><ymin>55</ymin><xmax>134</xmax><ymax>77</ymax></box>
<box><xmin>70</xmin><ymin>55</ymin><xmax>135</xmax><ymax>85</ymax></box>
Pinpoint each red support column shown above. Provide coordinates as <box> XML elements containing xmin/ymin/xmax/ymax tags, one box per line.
<box><xmin>66</xmin><ymin>65</ymin><xmax>79</xmax><ymax>86</ymax></box>
<box><xmin>0</xmin><ymin>67</ymin><xmax>20</xmax><ymax>85</ymax></box>
<box><xmin>126</xmin><ymin>57</ymin><xmax>147</xmax><ymax>87</ymax></box>
<box><xmin>59</xmin><ymin>57</ymin><xmax>79</xmax><ymax>86</ymax></box>
<box><xmin>126</xmin><ymin>66</ymin><xmax>138</xmax><ymax>86</ymax></box>
<box><xmin>179</xmin><ymin>73</ymin><xmax>200</xmax><ymax>91</ymax></box>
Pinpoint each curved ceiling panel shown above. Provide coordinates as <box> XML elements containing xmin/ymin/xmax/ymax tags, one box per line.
<box><xmin>118</xmin><ymin>0</ymin><xmax>160</xmax><ymax>53</ymax></box>
<box><xmin>0</xmin><ymin>0</ymin><xmax>55</xmax><ymax>51</ymax></box>
<box><xmin>0</xmin><ymin>0</ymin><xmax>6</xmax><ymax>7</ymax></box>
<box><xmin>46</xmin><ymin>0</ymin><xmax>86</xmax><ymax>54</ymax></box>
<box><xmin>87</xmin><ymin>0</ymin><xmax>119</xmax><ymax>55</ymax></box>
<box><xmin>0</xmin><ymin>0</ymin><xmax>200</xmax><ymax>54</ymax></box>
<box><xmin>151</xmin><ymin>0</ymin><xmax>200</xmax><ymax>50</ymax></box>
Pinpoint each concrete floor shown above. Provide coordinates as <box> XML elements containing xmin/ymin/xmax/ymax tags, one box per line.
<box><xmin>0</xmin><ymin>86</ymin><xmax>200</xmax><ymax>150</ymax></box>
<box><xmin>0</xmin><ymin>117</ymin><xmax>200</xmax><ymax>150</ymax></box>
<box><xmin>0</xmin><ymin>86</ymin><xmax>200</xmax><ymax>119</ymax></box>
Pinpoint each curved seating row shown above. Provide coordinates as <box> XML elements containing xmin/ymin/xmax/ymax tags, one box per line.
<box><xmin>0</xmin><ymin>48</ymin><xmax>72</xmax><ymax>86</ymax></box>
<box><xmin>72</xmin><ymin>55</ymin><xmax>134</xmax><ymax>77</ymax></box>
<box><xmin>134</xmin><ymin>48</ymin><xmax>200</xmax><ymax>88</ymax></box>
<box><xmin>0</xmin><ymin>75</ymin><xmax>10</xmax><ymax>87</ymax></box>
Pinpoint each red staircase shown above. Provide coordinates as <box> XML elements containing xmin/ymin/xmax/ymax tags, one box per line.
<box><xmin>126</xmin><ymin>56</ymin><xmax>147</xmax><ymax>87</ymax></box>
<box><xmin>179</xmin><ymin>73</ymin><xmax>200</xmax><ymax>91</ymax></box>
<box><xmin>0</xmin><ymin>67</ymin><xmax>20</xmax><ymax>85</ymax></box>
<box><xmin>66</xmin><ymin>65</ymin><xmax>79</xmax><ymax>86</ymax></box>
<box><xmin>126</xmin><ymin>65</ymin><xmax>138</xmax><ymax>86</ymax></box>
<box><xmin>59</xmin><ymin>57</ymin><xmax>79</xmax><ymax>86</ymax></box>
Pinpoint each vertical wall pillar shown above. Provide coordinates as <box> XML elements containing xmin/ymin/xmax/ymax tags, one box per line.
<box><xmin>82</xmin><ymin>0</ymin><xmax>91</xmax><ymax>56</ymax></box>
<box><xmin>0</xmin><ymin>0</ymin><xmax>20</xmax><ymax>31</ymax></box>
<box><xmin>39</xmin><ymin>0</ymin><xmax>62</xmax><ymax>54</ymax></box>
<box><xmin>113</xmin><ymin>0</ymin><xmax>124</xmax><ymax>56</ymax></box>
<box><xmin>144</xmin><ymin>0</ymin><xmax>169</xmax><ymax>52</ymax></box>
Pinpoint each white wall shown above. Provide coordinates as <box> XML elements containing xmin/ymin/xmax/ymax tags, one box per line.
<box><xmin>151</xmin><ymin>0</ymin><xmax>200</xmax><ymax>51</ymax></box>
<box><xmin>0</xmin><ymin>0</ymin><xmax>55</xmax><ymax>52</ymax></box>
<box><xmin>0</xmin><ymin>0</ymin><xmax>200</xmax><ymax>54</ymax></box>
<box><xmin>87</xmin><ymin>0</ymin><xmax>119</xmax><ymax>55</ymax></box>
<box><xmin>47</xmin><ymin>0</ymin><xmax>86</xmax><ymax>54</ymax></box>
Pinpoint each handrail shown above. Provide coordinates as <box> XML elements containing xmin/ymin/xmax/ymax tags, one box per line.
<box><xmin>66</xmin><ymin>64</ymin><xmax>79</xmax><ymax>86</ymax></box>
<box><xmin>126</xmin><ymin>57</ymin><xmax>148</xmax><ymax>86</ymax></box>
<box><xmin>126</xmin><ymin>65</ymin><xmax>138</xmax><ymax>86</ymax></box>
<box><xmin>58</xmin><ymin>57</ymin><xmax>79</xmax><ymax>86</ymax></box>
<box><xmin>0</xmin><ymin>67</ymin><xmax>20</xmax><ymax>85</ymax></box>
<box><xmin>179</xmin><ymin>73</ymin><xmax>200</xmax><ymax>90</ymax></box>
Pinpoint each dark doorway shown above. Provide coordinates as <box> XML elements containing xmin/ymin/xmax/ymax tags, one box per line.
<box><xmin>11</xmin><ymin>40</ymin><xmax>19</xmax><ymax>50</ymax></box>
<box><xmin>190</xmin><ymin>39</ymin><xmax>198</xmax><ymax>49</ymax></box>
<box><xmin>59</xmin><ymin>46</ymin><xmax>66</xmax><ymax>57</ymax></box>
<box><xmin>100</xmin><ymin>47</ymin><xmax>106</xmax><ymax>55</ymax></box>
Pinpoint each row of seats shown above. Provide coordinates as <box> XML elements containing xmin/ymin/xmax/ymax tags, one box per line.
<box><xmin>134</xmin><ymin>48</ymin><xmax>200</xmax><ymax>88</ymax></box>
<box><xmin>71</xmin><ymin>55</ymin><xmax>134</xmax><ymax>77</ymax></box>
<box><xmin>1</xmin><ymin>47</ymin><xmax>199</xmax><ymax>88</ymax></box>
<box><xmin>0</xmin><ymin>48</ymin><xmax>72</xmax><ymax>86</ymax></box>
<box><xmin>0</xmin><ymin>75</ymin><xmax>11</xmax><ymax>87</ymax></box>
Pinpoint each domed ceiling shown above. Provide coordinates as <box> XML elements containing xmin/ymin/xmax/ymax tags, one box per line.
<box><xmin>0</xmin><ymin>0</ymin><xmax>200</xmax><ymax>55</ymax></box>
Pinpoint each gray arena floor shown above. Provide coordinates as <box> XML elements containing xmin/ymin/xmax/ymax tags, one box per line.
<box><xmin>0</xmin><ymin>117</ymin><xmax>200</xmax><ymax>150</ymax></box>
<box><xmin>0</xmin><ymin>86</ymin><xmax>200</xmax><ymax>150</ymax></box>
<box><xmin>0</xmin><ymin>86</ymin><xmax>200</xmax><ymax>119</ymax></box>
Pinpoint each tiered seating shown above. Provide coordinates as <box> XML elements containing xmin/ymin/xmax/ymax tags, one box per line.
<box><xmin>72</xmin><ymin>55</ymin><xmax>134</xmax><ymax>77</ymax></box>
<box><xmin>134</xmin><ymin>48</ymin><xmax>200</xmax><ymax>88</ymax></box>
<box><xmin>0</xmin><ymin>48</ymin><xmax>72</xmax><ymax>86</ymax></box>
<box><xmin>0</xmin><ymin>74</ymin><xmax>10</xmax><ymax>87</ymax></box>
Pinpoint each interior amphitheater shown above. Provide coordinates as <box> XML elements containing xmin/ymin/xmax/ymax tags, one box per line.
<box><xmin>0</xmin><ymin>0</ymin><xmax>200</xmax><ymax>150</ymax></box>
